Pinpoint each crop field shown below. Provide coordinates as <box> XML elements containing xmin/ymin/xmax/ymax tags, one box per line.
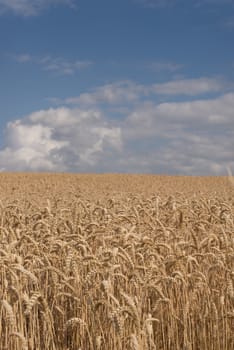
<box><xmin>0</xmin><ymin>173</ymin><xmax>233</xmax><ymax>350</ymax></box>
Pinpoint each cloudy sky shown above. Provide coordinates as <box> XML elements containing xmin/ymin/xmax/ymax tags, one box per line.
<box><xmin>0</xmin><ymin>0</ymin><xmax>233</xmax><ymax>174</ymax></box>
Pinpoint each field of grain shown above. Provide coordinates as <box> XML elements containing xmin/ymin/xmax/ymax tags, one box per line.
<box><xmin>0</xmin><ymin>173</ymin><xmax>233</xmax><ymax>350</ymax></box>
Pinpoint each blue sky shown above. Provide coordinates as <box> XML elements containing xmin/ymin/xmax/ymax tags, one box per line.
<box><xmin>0</xmin><ymin>0</ymin><xmax>233</xmax><ymax>174</ymax></box>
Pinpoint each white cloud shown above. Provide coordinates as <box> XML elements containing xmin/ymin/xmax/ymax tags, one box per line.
<box><xmin>0</xmin><ymin>81</ymin><xmax>233</xmax><ymax>175</ymax></box>
<box><xmin>123</xmin><ymin>92</ymin><xmax>234</xmax><ymax>174</ymax></box>
<box><xmin>60</xmin><ymin>78</ymin><xmax>226</xmax><ymax>107</ymax></box>
<box><xmin>126</xmin><ymin>92</ymin><xmax>234</xmax><ymax>136</ymax></box>
<box><xmin>0</xmin><ymin>0</ymin><xmax>75</xmax><ymax>16</ymax></box>
<box><xmin>151</xmin><ymin>78</ymin><xmax>226</xmax><ymax>95</ymax></box>
<box><xmin>0</xmin><ymin>107</ymin><xmax>122</xmax><ymax>172</ymax></box>
<box><xmin>39</xmin><ymin>56</ymin><xmax>92</xmax><ymax>75</ymax></box>
<box><xmin>65</xmin><ymin>81</ymin><xmax>148</xmax><ymax>105</ymax></box>
<box><xmin>11</xmin><ymin>54</ymin><xmax>92</xmax><ymax>75</ymax></box>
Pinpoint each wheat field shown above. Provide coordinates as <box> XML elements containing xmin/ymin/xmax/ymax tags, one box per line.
<box><xmin>0</xmin><ymin>173</ymin><xmax>233</xmax><ymax>350</ymax></box>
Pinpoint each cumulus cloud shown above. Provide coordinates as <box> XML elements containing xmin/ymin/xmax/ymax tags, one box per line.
<box><xmin>123</xmin><ymin>92</ymin><xmax>234</xmax><ymax>174</ymax></box>
<box><xmin>126</xmin><ymin>93</ymin><xmax>234</xmax><ymax>138</ymax></box>
<box><xmin>0</xmin><ymin>0</ymin><xmax>75</xmax><ymax>16</ymax></box>
<box><xmin>0</xmin><ymin>107</ymin><xmax>122</xmax><ymax>172</ymax></box>
<box><xmin>0</xmin><ymin>80</ymin><xmax>233</xmax><ymax>175</ymax></box>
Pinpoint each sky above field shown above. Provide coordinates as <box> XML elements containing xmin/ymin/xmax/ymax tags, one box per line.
<box><xmin>0</xmin><ymin>0</ymin><xmax>233</xmax><ymax>174</ymax></box>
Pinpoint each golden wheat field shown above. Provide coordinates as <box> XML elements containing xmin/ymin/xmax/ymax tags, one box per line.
<box><xmin>0</xmin><ymin>173</ymin><xmax>233</xmax><ymax>350</ymax></box>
